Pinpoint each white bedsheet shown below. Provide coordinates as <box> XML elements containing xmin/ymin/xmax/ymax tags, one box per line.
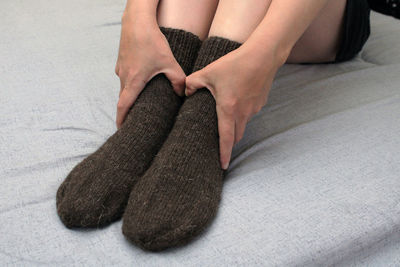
<box><xmin>1</xmin><ymin>1</ymin><xmax>399</xmax><ymax>265</ymax></box>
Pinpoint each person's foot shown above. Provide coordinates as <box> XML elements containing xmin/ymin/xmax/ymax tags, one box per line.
<box><xmin>56</xmin><ymin>28</ymin><xmax>202</xmax><ymax>228</ymax></box>
<box><xmin>122</xmin><ymin>37</ymin><xmax>241</xmax><ymax>251</ymax></box>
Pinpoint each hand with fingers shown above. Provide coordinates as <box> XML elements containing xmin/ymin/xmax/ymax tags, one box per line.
<box><xmin>115</xmin><ymin>15</ymin><xmax>186</xmax><ymax>129</ymax></box>
<box><xmin>185</xmin><ymin>44</ymin><xmax>282</xmax><ymax>170</ymax></box>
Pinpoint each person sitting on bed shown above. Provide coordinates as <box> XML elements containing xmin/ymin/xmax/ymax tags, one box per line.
<box><xmin>56</xmin><ymin>0</ymin><xmax>379</xmax><ymax>251</ymax></box>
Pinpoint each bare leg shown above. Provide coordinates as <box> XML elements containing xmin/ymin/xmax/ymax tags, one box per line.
<box><xmin>158</xmin><ymin>0</ymin><xmax>346</xmax><ymax>63</ymax></box>
<box><xmin>157</xmin><ymin>0</ymin><xmax>219</xmax><ymax>40</ymax></box>
<box><xmin>208</xmin><ymin>0</ymin><xmax>347</xmax><ymax>64</ymax></box>
<box><xmin>208</xmin><ymin>0</ymin><xmax>272</xmax><ymax>43</ymax></box>
<box><xmin>287</xmin><ymin>0</ymin><xmax>347</xmax><ymax>63</ymax></box>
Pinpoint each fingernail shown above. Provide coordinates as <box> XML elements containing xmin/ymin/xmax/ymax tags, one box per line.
<box><xmin>223</xmin><ymin>162</ymin><xmax>229</xmax><ymax>170</ymax></box>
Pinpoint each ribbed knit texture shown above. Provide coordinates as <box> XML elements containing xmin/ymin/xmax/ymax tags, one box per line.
<box><xmin>122</xmin><ymin>37</ymin><xmax>242</xmax><ymax>251</ymax></box>
<box><xmin>56</xmin><ymin>27</ymin><xmax>202</xmax><ymax>228</ymax></box>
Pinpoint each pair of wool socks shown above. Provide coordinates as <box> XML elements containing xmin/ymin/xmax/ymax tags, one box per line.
<box><xmin>122</xmin><ymin>37</ymin><xmax>242</xmax><ymax>251</ymax></box>
<box><xmin>56</xmin><ymin>27</ymin><xmax>241</xmax><ymax>251</ymax></box>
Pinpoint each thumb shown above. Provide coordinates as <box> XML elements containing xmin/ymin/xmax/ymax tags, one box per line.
<box><xmin>185</xmin><ymin>68</ymin><xmax>212</xmax><ymax>97</ymax></box>
<box><xmin>163</xmin><ymin>62</ymin><xmax>186</xmax><ymax>97</ymax></box>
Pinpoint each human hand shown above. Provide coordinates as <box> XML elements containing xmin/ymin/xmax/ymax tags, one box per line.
<box><xmin>115</xmin><ymin>14</ymin><xmax>186</xmax><ymax>129</ymax></box>
<box><xmin>185</xmin><ymin>44</ymin><xmax>283</xmax><ymax>169</ymax></box>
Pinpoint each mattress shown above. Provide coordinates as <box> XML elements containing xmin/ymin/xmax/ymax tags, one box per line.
<box><xmin>1</xmin><ymin>0</ymin><xmax>399</xmax><ymax>266</ymax></box>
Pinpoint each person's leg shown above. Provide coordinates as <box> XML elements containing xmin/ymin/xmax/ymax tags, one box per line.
<box><xmin>122</xmin><ymin>0</ymin><xmax>273</xmax><ymax>252</ymax></box>
<box><xmin>208</xmin><ymin>0</ymin><xmax>346</xmax><ymax>64</ymax></box>
<box><xmin>206</xmin><ymin>0</ymin><xmax>347</xmax><ymax>63</ymax></box>
<box><xmin>286</xmin><ymin>0</ymin><xmax>347</xmax><ymax>63</ymax></box>
<box><xmin>56</xmin><ymin>1</ymin><xmax>215</xmax><ymax>228</ymax></box>
<box><xmin>207</xmin><ymin>0</ymin><xmax>272</xmax><ymax>42</ymax></box>
<box><xmin>157</xmin><ymin>0</ymin><xmax>218</xmax><ymax>40</ymax></box>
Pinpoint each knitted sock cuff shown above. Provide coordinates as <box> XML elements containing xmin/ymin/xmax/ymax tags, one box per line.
<box><xmin>192</xmin><ymin>36</ymin><xmax>242</xmax><ymax>72</ymax></box>
<box><xmin>160</xmin><ymin>27</ymin><xmax>202</xmax><ymax>75</ymax></box>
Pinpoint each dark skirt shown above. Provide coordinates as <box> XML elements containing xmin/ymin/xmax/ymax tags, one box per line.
<box><xmin>334</xmin><ymin>0</ymin><xmax>371</xmax><ymax>62</ymax></box>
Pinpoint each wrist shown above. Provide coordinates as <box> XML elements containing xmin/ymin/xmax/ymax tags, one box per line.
<box><xmin>244</xmin><ymin>27</ymin><xmax>294</xmax><ymax>68</ymax></box>
<box><xmin>241</xmin><ymin>38</ymin><xmax>289</xmax><ymax>70</ymax></box>
<box><xmin>263</xmin><ymin>40</ymin><xmax>291</xmax><ymax>68</ymax></box>
<box><xmin>122</xmin><ymin>10</ymin><xmax>157</xmax><ymax>25</ymax></box>
<box><xmin>122</xmin><ymin>0</ymin><xmax>158</xmax><ymax>27</ymax></box>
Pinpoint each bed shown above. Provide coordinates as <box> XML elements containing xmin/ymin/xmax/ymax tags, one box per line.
<box><xmin>1</xmin><ymin>0</ymin><xmax>399</xmax><ymax>265</ymax></box>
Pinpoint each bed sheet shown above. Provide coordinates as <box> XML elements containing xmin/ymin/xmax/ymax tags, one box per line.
<box><xmin>0</xmin><ymin>1</ymin><xmax>399</xmax><ymax>266</ymax></box>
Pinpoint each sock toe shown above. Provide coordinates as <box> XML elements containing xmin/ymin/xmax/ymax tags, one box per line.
<box><xmin>122</xmin><ymin>217</ymin><xmax>200</xmax><ymax>251</ymax></box>
<box><xmin>57</xmin><ymin>187</ymin><xmax>126</xmax><ymax>228</ymax></box>
<box><xmin>56</xmin><ymin>165</ymin><xmax>131</xmax><ymax>227</ymax></box>
<box><xmin>122</xmin><ymin>207</ymin><xmax>210</xmax><ymax>251</ymax></box>
<box><xmin>57</xmin><ymin>198</ymin><xmax>90</xmax><ymax>228</ymax></box>
<box><xmin>122</xmin><ymin>166</ymin><xmax>223</xmax><ymax>251</ymax></box>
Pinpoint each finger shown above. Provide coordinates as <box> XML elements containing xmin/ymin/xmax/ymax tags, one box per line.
<box><xmin>216</xmin><ymin>105</ymin><xmax>235</xmax><ymax>170</ymax></box>
<box><xmin>234</xmin><ymin>116</ymin><xmax>247</xmax><ymax>145</ymax></box>
<box><xmin>119</xmin><ymin>78</ymin><xmax>124</xmax><ymax>97</ymax></box>
<box><xmin>185</xmin><ymin>68</ymin><xmax>213</xmax><ymax>97</ymax></box>
<box><xmin>163</xmin><ymin>62</ymin><xmax>186</xmax><ymax>96</ymax></box>
<box><xmin>115</xmin><ymin>62</ymin><xmax>120</xmax><ymax>77</ymax></box>
<box><xmin>116</xmin><ymin>80</ymin><xmax>144</xmax><ymax>129</ymax></box>
<box><xmin>185</xmin><ymin>71</ymin><xmax>203</xmax><ymax>97</ymax></box>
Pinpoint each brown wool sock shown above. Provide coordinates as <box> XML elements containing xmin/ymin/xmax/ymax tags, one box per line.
<box><xmin>56</xmin><ymin>27</ymin><xmax>202</xmax><ymax>228</ymax></box>
<box><xmin>122</xmin><ymin>37</ymin><xmax>242</xmax><ymax>251</ymax></box>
